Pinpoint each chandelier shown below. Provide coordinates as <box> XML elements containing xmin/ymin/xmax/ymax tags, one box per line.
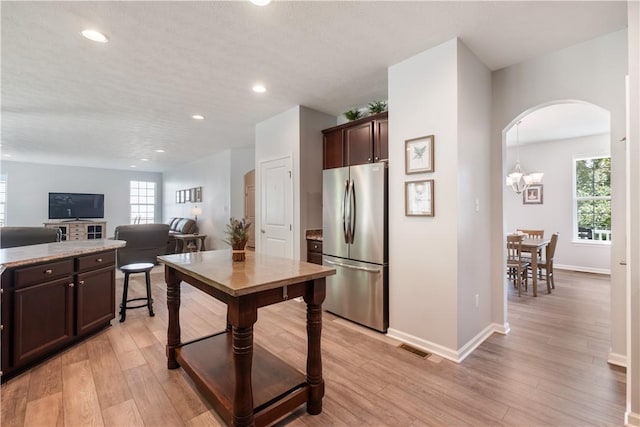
<box><xmin>506</xmin><ymin>120</ymin><xmax>543</xmax><ymax>194</ymax></box>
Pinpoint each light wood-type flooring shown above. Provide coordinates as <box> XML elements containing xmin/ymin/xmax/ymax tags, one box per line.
<box><xmin>1</xmin><ymin>268</ymin><xmax>626</xmax><ymax>426</ymax></box>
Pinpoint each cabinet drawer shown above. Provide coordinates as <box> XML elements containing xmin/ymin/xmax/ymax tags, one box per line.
<box><xmin>15</xmin><ymin>260</ymin><xmax>74</xmax><ymax>289</ymax></box>
<box><xmin>307</xmin><ymin>240</ymin><xmax>323</xmax><ymax>254</ymax></box>
<box><xmin>76</xmin><ymin>251</ymin><xmax>115</xmax><ymax>273</ymax></box>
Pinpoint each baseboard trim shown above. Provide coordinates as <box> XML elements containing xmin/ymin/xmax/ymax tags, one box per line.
<box><xmin>625</xmin><ymin>410</ymin><xmax>640</xmax><ymax>427</ymax></box>
<box><xmin>554</xmin><ymin>264</ymin><xmax>610</xmax><ymax>275</ymax></box>
<box><xmin>387</xmin><ymin>323</ymin><xmax>501</xmax><ymax>363</ymax></box>
<box><xmin>493</xmin><ymin>322</ymin><xmax>510</xmax><ymax>335</ymax></box>
<box><xmin>607</xmin><ymin>352</ymin><xmax>627</xmax><ymax>368</ymax></box>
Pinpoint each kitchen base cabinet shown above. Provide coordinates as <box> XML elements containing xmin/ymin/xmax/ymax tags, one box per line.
<box><xmin>14</xmin><ymin>277</ymin><xmax>74</xmax><ymax>367</ymax></box>
<box><xmin>307</xmin><ymin>240</ymin><xmax>323</xmax><ymax>265</ymax></box>
<box><xmin>1</xmin><ymin>249</ymin><xmax>117</xmax><ymax>381</ymax></box>
<box><xmin>77</xmin><ymin>266</ymin><xmax>115</xmax><ymax>336</ymax></box>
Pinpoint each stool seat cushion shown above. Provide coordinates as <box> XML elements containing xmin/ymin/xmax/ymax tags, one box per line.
<box><xmin>120</xmin><ymin>262</ymin><xmax>155</xmax><ymax>273</ymax></box>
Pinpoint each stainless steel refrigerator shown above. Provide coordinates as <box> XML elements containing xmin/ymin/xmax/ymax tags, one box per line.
<box><xmin>322</xmin><ymin>162</ymin><xmax>388</xmax><ymax>332</ymax></box>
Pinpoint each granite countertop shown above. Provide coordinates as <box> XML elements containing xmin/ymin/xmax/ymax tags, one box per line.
<box><xmin>0</xmin><ymin>239</ymin><xmax>127</xmax><ymax>269</ymax></box>
<box><xmin>305</xmin><ymin>229</ymin><xmax>323</xmax><ymax>241</ymax></box>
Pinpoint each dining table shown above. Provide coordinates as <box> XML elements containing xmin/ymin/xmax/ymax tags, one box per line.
<box><xmin>520</xmin><ymin>237</ymin><xmax>551</xmax><ymax>296</ymax></box>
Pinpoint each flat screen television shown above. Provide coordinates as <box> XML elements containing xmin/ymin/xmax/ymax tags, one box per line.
<box><xmin>48</xmin><ymin>192</ymin><xmax>105</xmax><ymax>220</ymax></box>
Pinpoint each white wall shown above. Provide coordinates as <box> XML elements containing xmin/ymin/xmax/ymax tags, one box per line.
<box><xmin>456</xmin><ymin>41</ymin><xmax>493</xmax><ymax>347</ymax></box>
<box><xmin>255</xmin><ymin>105</ymin><xmax>334</xmax><ymax>260</ymax></box>
<box><xmin>0</xmin><ymin>161</ymin><xmax>162</xmax><ymax>237</ymax></box>
<box><xmin>299</xmin><ymin>106</ymin><xmax>336</xmax><ymax>257</ymax></box>
<box><xmin>492</xmin><ymin>30</ymin><xmax>628</xmax><ymax>363</ymax></box>
<box><xmin>626</xmin><ymin>2</ymin><xmax>640</xmax><ymax>424</ymax></box>
<box><xmin>162</xmin><ymin>148</ymin><xmax>254</xmax><ymax>251</ymax></box>
<box><xmin>255</xmin><ymin>106</ymin><xmax>300</xmax><ymax>258</ymax></box>
<box><xmin>505</xmin><ymin>134</ymin><xmax>611</xmax><ymax>273</ymax></box>
<box><xmin>388</xmin><ymin>39</ymin><xmax>461</xmax><ymax>354</ymax></box>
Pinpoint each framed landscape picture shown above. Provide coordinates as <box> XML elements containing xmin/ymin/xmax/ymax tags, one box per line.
<box><xmin>405</xmin><ymin>135</ymin><xmax>434</xmax><ymax>174</ymax></box>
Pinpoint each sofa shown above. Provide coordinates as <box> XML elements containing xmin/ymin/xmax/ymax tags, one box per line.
<box><xmin>113</xmin><ymin>223</ymin><xmax>171</xmax><ymax>268</ymax></box>
<box><xmin>166</xmin><ymin>217</ymin><xmax>198</xmax><ymax>254</ymax></box>
<box><xmin>0</xmin><ymin>226</ymin><xmax>59</xmax><ymax>248</ymax></box>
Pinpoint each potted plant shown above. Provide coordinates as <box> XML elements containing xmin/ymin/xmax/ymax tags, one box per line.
<box><xmin>344</xmin><ymin>108</ymin><xmax>363</xmax><ymax>121</ymax></box>
<box><xmin>368</xmin><ymin>100</ymin><xmax>387</xmax><ymax>115</ymax></box>
<box><xmin>224</xmin><ymin>217</ymin><xmax>251</xmax><ymax>261</ymax></box>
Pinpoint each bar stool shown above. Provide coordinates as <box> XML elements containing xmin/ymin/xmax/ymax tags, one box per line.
<box><xmin>119</xmin><ymin>262</ymin><xmax>155</xmax><ymax>322</ymax></box>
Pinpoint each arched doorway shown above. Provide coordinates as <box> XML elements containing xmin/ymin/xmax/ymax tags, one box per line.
<box><xmin>501</xmin><ymin>100</ymin><xmax>625</xmax><ymax>365</ymax></box>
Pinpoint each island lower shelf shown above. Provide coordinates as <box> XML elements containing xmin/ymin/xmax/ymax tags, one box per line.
<box><xmin>175</xmin><ymin>331</ymin><xmax>309</xmax><ymax>426</ymax></box>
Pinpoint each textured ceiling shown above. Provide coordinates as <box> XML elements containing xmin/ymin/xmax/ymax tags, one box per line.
<box><xmin>0</xmin><ymin>1</ymin><xmax>627</xmax><ymax>172</ymax></box>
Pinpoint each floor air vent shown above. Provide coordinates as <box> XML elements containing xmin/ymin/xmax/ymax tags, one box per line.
<box><xmin>398</xmin><ymin>343</ymin><xmax>431</xmax><ymax>358</ymax></box>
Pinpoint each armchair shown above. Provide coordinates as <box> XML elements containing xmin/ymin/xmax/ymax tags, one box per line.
<box><xmin>113</xmin><ymin>224</ymin><xmax>170</xmax><ymax>268</ymax></box>
<box><xmin>0</xmin><ymin>227</ymin><xmax>59</xmax><ymax>248</ymax></box>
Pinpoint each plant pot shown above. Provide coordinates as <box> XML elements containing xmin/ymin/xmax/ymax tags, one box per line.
<box><xmin>231</xmin><ymin>241</ymin><xmax>247</xmax><ymax>262</ymax></box>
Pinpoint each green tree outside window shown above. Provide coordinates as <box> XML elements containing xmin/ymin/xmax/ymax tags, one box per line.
<box><xmin>575</xmin><ymin>157</ymin><xmax>611</xmax><ymax>241</ymax></box>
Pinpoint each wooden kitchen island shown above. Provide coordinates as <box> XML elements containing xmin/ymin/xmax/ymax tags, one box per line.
<box><xmin>158</xmin><ymin>250</ymin><xmax>335</xmax><ymax>427</ymax></box>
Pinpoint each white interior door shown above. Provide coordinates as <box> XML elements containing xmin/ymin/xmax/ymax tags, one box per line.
<box><xmin>259</xmin><ymin>156</ymin><xmax>293</xmax><ymax>258</ymax></box>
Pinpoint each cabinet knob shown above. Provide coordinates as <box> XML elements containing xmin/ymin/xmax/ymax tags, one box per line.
<box><xmin>68</xmin><ymin>283</ymin><xmax>75</xmax><ymax>288</ymax></box>
<box><xmin>79</xmin><ymin>280</ymin><xmax>85</xmax><ymax>285</ymax></box>
<box><xmin>44</xmin><ymin>269</ymin><xmax>53</xmax><ymax>275</ymax></box>
<box><xmin>96</xmin><ymin>258</ymin><xmax>103</xmax><ymax>263</ymax></box>
<box><xmin>367</xmin><ymin>158</ymin><xmax>371</xmax><ymax>162</ymax></box>
<box><xmin>0</xmin><ymin>325</ymin><xmax>3</xmax><ymax>331</ymax></box>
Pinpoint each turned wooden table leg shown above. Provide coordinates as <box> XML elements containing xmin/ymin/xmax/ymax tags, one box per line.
<box><xmin>304</xmin><ymin>278</ymin><xmax>326</xmax><ymax>415</ymax></box>
<box><xmin>228</xmin><ymin>299</ymin><xmax>258</xmax><ymax>427</ymax></box>
<box><xmin>165</xmin><ymin>267</ymin><xmax>181</xmax><ymax>369</ymax></box>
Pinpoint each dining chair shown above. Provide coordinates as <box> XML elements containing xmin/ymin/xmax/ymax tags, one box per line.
<box><xmin>507</xmin><ymin>234</ymin><xmax>530</xmax><ymax>297</ymax></box>
<box><xmin>536</xmin><ymin>232</ymin><xmax>559</xmax><ymax>290</ymax></box>
<box><xmin>516</xmin><ymin>229</ymin><xmax>544</xmax><ymax>238</ymax></box>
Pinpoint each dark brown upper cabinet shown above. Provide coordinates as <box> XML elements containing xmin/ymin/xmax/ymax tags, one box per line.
<box><xmin>321</xmin><ymin>112</ymin><xmax>388</xmax><ymax>169</ymax></box>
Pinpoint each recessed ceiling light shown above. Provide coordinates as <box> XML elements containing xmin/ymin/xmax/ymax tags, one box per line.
<box><xmin>140</xmin><ymin>158</ymin><xmax>149</xmax><ymax>162</ymax></box>
<box><xmin>192</xmin><ymin>114</ymin><xmax>205</xmax><ymax>120</ymax></box>
<box><xmin>155</xmin><ymin>149</ymin><xmax>165</xmax><ymax>153</ymax></box>
<box><xmin>252</xmin><ymin>84</ymin><xmax>266</xmax><ymax>93</ymax></box>
<box><xmin>81</xmin><ymin>29</ymin><xmax>109</xmax><ymax>43</ymax></box>
<box><xmin>250</xmin><ymin>0</ymin><xmax>271</xmax><ymax>5</ymax></box>
<box><xmin>130</xmin><ymin>165</ymin><xmax>137</xmax><ymax>168</ymax></box>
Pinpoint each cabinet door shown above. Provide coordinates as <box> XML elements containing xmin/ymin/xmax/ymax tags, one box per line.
<box><xmin>345</xmin><ymin>121</ymin><xmax>374</xmax><ymax>165</ymax></box>
<box><xmin>1</xmin><ymin>275</ymin><xmax>10</xmax><ymax>375</ymax></box>
<box><xmin>323</xmin><ymin>129</ymin><xmax>344</xmax><ymax>169</ymax></box>
<box><xmin>77</xmin><ymin>266</ymin><xmax>115</xmax><ymax>335</ymax></box>
<box><xmin>374</xmin><ymin>117</ymin><xmax>388</xmax><ymax>162</ymax></box>
<box><xmin>14</xmin><ymin>277</ymin><xmax>74</xmax><ymax>366</ymax></box>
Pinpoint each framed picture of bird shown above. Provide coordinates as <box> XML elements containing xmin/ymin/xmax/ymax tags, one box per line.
<box><xmin>405</xmin><ymin>135</ymin><xmax>434</xmax><ymax>174</ymax></box>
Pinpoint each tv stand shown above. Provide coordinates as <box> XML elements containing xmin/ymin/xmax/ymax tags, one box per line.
<box><xmin>44</xmin><ymin>220</ymin><xmax>107</xmax><ymax>241</ymax></box>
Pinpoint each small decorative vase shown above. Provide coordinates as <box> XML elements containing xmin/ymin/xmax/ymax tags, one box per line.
<box><xmin>232</xmin><ymin>241</ymin><xmax>247</xmax><ymax>262</ymax></box>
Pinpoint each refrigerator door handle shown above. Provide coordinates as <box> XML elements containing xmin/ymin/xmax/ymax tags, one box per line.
<box><xmin>342</xmin><ymin>179</ymin><xmax>350</xmax><ymax>244</ymax></box>
<box><xmin>349</xmin><ymin>179</ymin><xmax>356</xmax><ymax>244</ymax></box>
<box><xmin>324</xmin><ymin>259</ymin><xmax>381</xmax><ymax>274</ymax></box>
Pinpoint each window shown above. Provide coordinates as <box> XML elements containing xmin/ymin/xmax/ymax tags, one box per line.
<box><xmin>0</xmin><ymin>175</ymin><xmax>6</xmax><ymax>226</ymax></box>
<box><xmin>130</xmin><ymin>181</ymin><xmax>156</xmax><ymax>224</ymax></box>
<box><xmin>574</xmin><ymin>156</ymin><xmax>611</xmax><ymax>242</ymax></box>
